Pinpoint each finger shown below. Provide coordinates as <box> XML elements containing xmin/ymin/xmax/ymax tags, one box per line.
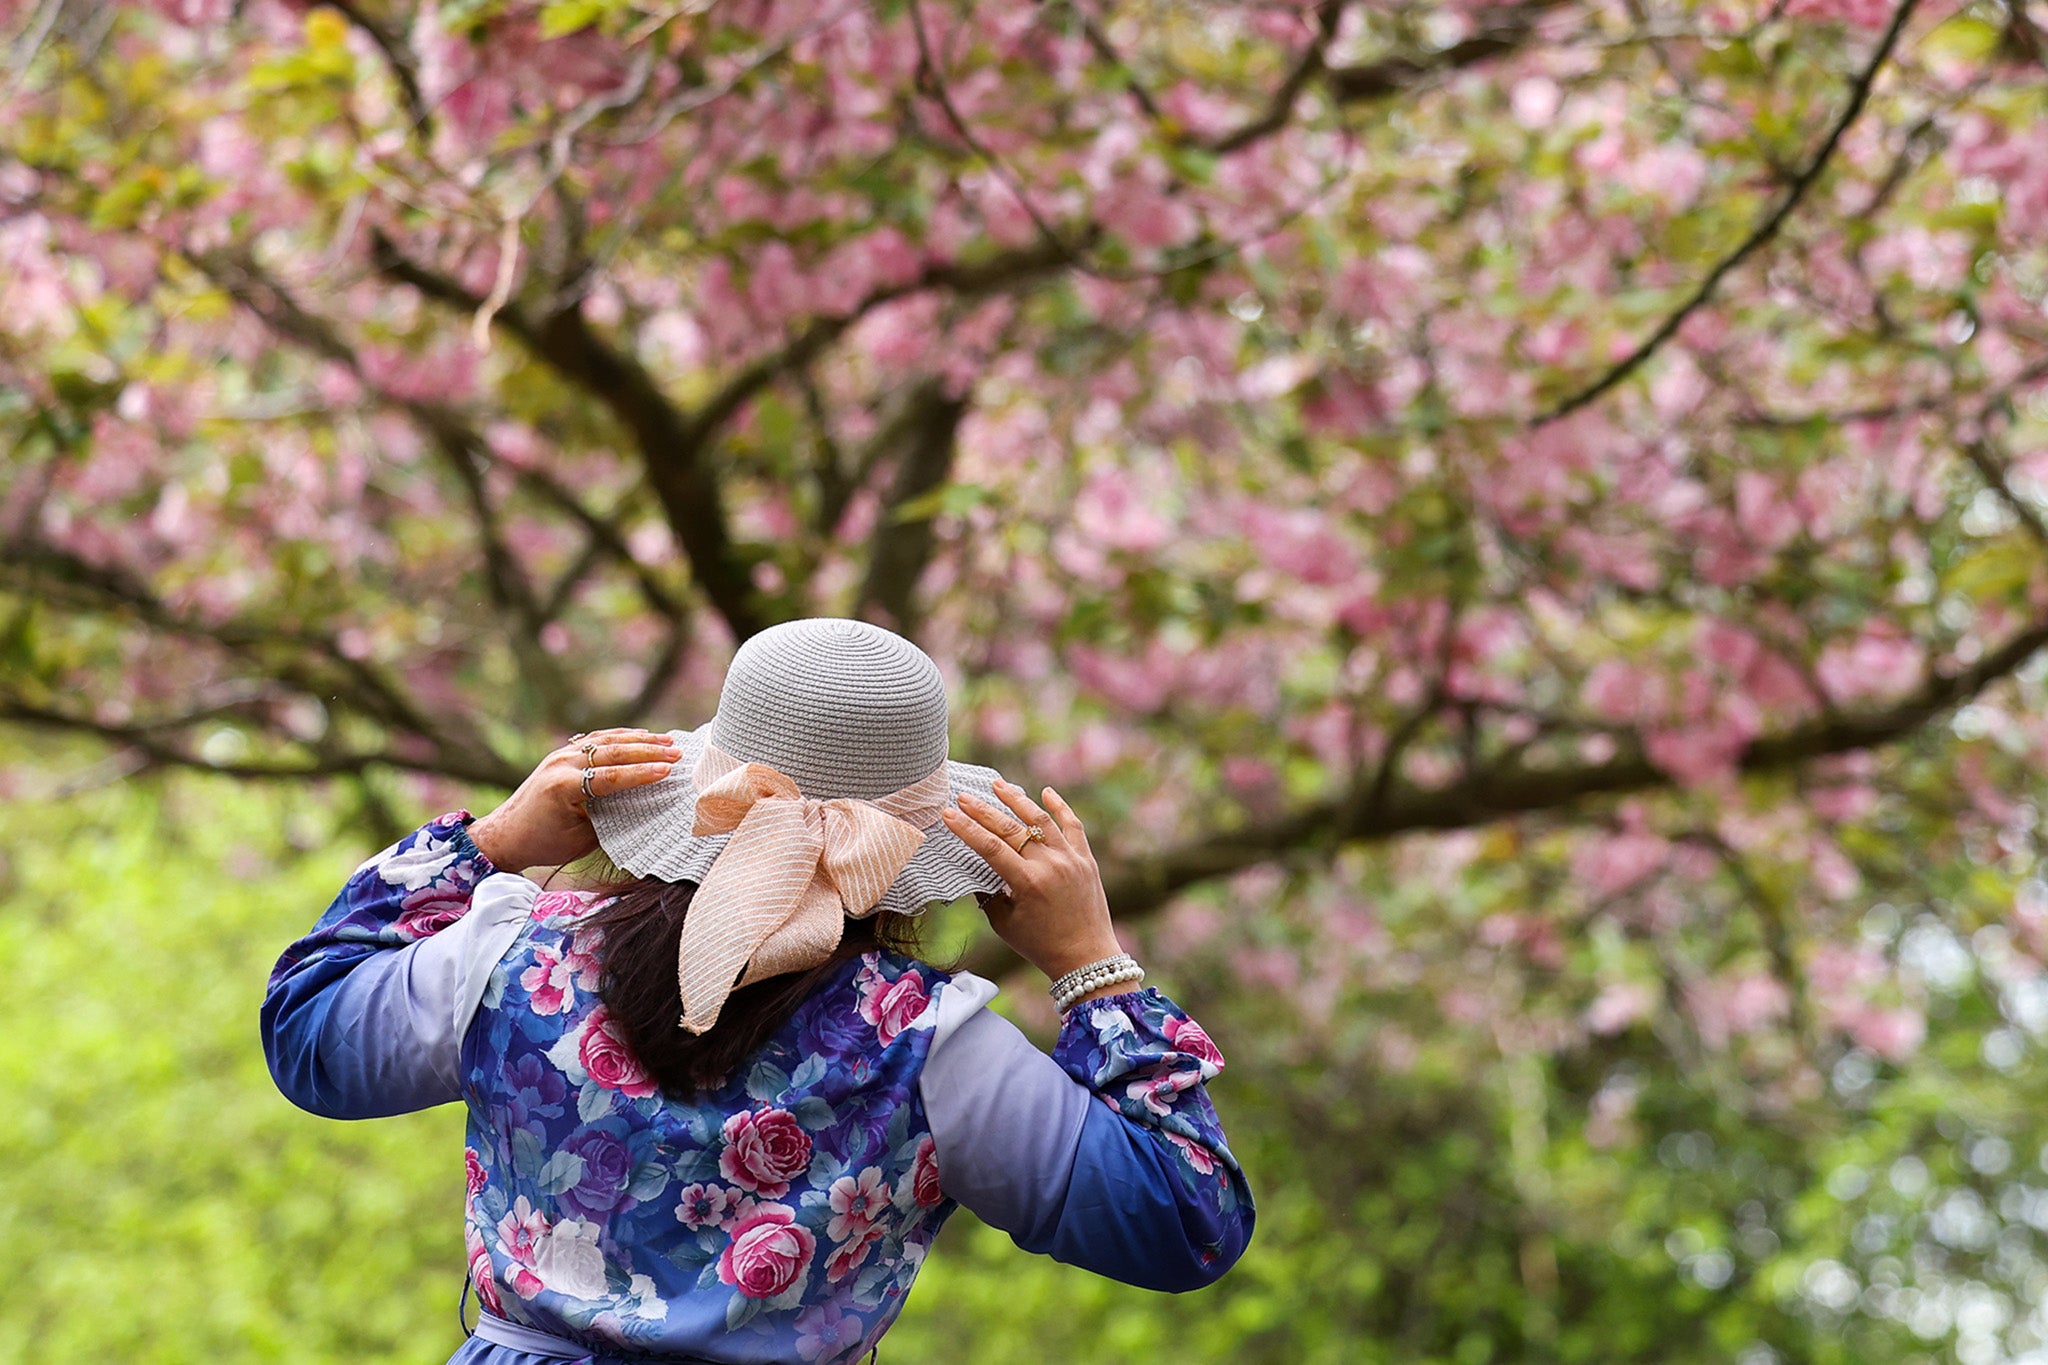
<box><xmin>990</xmin><ymin>779</ymin><xmax>1062</xmax><ymax>844</ymax></box>
<box><xmin>584</xmin><ymin>762</ymin><xmax>676</xmax><ymax>799</ymax></box>
<box><xmin>554</xmin><ymin>727</ymin><xmax>669</xmax><ymax>760</ymax></box>
<box><xmin>588</xmin><ymin>741</ymin><xmax>683</xmax><ymax>768</ymax></box>
<box><xmin>955</xmin><ymin>790</ymin><xmax>1032</xmax><ymax>847</ymax></box>
<box><xmin>1041</xmin><ymin>786</ymin><xmax>1091</xmax><ymax>851</ymax></box>
<box><xmin>940</xmin><ymin>801</ymin><xmax>1027</xmax><ymax>883</ymax></box>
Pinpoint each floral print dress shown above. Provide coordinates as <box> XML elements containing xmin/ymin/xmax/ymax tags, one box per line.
<box><xmin>262</xmin><ymin>813</ymin><xmax>1254</xmax><ymax>1364</ymax></box>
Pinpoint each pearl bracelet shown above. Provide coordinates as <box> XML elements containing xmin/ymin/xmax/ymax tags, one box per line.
<box><xmin>1049</xmin><ymin>953</ymin><xmax>1145</xmax><ymax>1013</ymax></box>
<box><xmin>1048</xmin><ymin>952</ymin><xmax>1137</xmax><ymax>1000</ymax></box>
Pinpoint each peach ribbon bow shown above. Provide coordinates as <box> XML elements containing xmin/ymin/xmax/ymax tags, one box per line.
<box><xmin>678</xmin><ymin>746</ymin><xmax>949</xmax><ymax>1034</ymax></box>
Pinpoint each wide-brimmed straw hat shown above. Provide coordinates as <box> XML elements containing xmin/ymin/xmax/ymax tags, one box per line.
<box><xmin>587</xmin><ymin>617</ymin><xmax>1017</xmax><ymax>1031</ymax></box>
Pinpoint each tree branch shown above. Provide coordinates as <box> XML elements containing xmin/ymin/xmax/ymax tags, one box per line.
<box><xmin>372</xmin><ymin>228</ymin><xmax>1074</xmax><ymax>639</ymax></box>
<box><xmin>966</xmin><ymin>601</ymin><xmax>2048</xmax><ymax>975</ymax></box>
<box><xmin>854</xmin><ymin>379</ymin><xmax>970</xmax><ymax>631</ymax></box>
<box><xmin>0</xmin><ymin>692</ymin><xmax>516</xmax><ymax>784</ymax></box>
<box><xmin>431</xmin><ymin>424</ymin><xmax>583</xmax><ymax>728</ymax></box>
<box><xmin>1205</xmin><ymin>0</ymin><xmax>1348</xmax><ymax>155</ymax></box>
<box><xmin>0</xmin><ymin>538</ymin><xmax>496</xmax><ymax>762</ymax></box>
<box><xmin>1535</xmin><ymin>0</ymin><xmax>1922</xmax><ymax>425</ymax></box>
<box><xmin>1323</xmin><ymin>10</ymin><xmax>1554</xmax><ymax>108</ymax></box>
<box><xmin>323</xmin><ymin>0</ymin><xmax>432</xmax><ymax>134</ymax></box>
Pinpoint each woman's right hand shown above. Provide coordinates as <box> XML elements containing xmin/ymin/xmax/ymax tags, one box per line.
<box><xmin>942</xmin><ymin>780</ymin><xmax>1125</xmax><ymax>985</ymax></box>
<box><xmin>468</xmin><ymin>727</ymin><xmax>680</xmax><ymax>872</ymax></box>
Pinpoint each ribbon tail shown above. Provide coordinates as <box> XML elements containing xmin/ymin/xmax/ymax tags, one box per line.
<box><xmin>737</xmin><ymin>880</ymin><xmax>845</xmax><ymax>988</ymax></box>
<box><xmin>678</xmin><ymin>802</ymin><xmax>822</xmax><ymax>1034</ymax></box>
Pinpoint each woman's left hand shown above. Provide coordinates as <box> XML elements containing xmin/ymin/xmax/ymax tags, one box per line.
<box><xmin>467</xmin><ymin>728</ymin><xmax>681</xmax><ymax>872</ymax></box>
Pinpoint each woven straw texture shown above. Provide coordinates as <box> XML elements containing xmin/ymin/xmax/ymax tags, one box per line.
<box><xmin>587</xmin><ymin>618</ymin><xmax>1015</xmax><ymax>917</ymax></box>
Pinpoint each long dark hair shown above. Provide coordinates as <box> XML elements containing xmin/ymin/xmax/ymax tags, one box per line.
<box><xmin>570</xmin><ymin>877</ymin><xmax>934</xmax><ymax>1102</ymax></box>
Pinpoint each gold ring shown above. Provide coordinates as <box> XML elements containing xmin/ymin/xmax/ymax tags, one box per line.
<box><xmin>581</xmin><ymin>741</ymin><xmax>599</xmax><ymax>763</ymax></box>
<box><xmin>1024</xmin><ymin>823</ymin><xmax>1046</xmax><ymax>843</ymax></box>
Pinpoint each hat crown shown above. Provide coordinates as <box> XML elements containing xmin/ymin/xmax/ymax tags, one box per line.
<box><xmin>709</xmin><ymin>618</ymin><xmax>950</xmax><ymax>799</ymax></box>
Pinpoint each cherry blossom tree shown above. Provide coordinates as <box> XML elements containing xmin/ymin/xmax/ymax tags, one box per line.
<box><xmin>5</xmin><ymin>0</ymin><xmax>2048</xmax><ymax>1355</ymax></box>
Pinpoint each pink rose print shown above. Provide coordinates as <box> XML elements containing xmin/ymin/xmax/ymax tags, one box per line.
<box><xmin>1165</xmin><ymin>1130</ymin><xmax>1217</xmax><ymax>1176</ymax></box>
<box><xmin>675</xmin><ymin>1182</ymin><xmax>739</xmax><ymax>1231</ymax></box>
<box><xmin>1126</xmin><ymin>1069</ymin><xmax>1194</xmax><ymax>1117</ymax></box>
<box><xmin>520</xmin><ymin>942</ymin><xmax>576</xmax><ymax>1015</ymax></box>
<box><xmin>465</xmin><ymin>1147</ymin><xmax>487</xmax><ymax>1200</ymax></box>
<box><xmin>856</xmin><ymin>967</ymin><xmax>931</xmax><ymax>1045</ymax></box>
<box><xmin>531</xmin><ymin>890</ymin><xmax>587</xmax><ymax>924</ymax></box>
<box><xmin>393</xmin><ymin>879</ymin><xmax>469</xmax><ymax>940</ymax></box>
<box><xmin>910</xmin><ymin>1133</ymin><xmax>943</xmax><ymax>1208</ymax></box>
<box><xmin>562</xmin><ymin>934</ymin><xmax>603</xmax><ymax>989</ymax></box>
<box><xmin>826</xmin><ymin>1166</ymin><xmax>891</xmax><ymax>1242</ymax></box>
<box><xmin>824</xmin><ymin>1217</ymin><xmax>884</xmax><ymax>1284</ymax></box>
<box><xmin>719</xmin><ymin>1108</ymin><xmax>814</xmax><ymax>1198</ymax></box>
<box><xmin>1164</xmin><ymin>1015</ymin><xmax>1226</xmax><ymax>1072</ymax></box>
<box><xmin>496</xmin><ymin>1196</ymin><xmax>550</xmax><ymax>1300</ymax></box>
<box><xmin>467</xmin><ymin>1232</ymin><xmax>505</xmax><ymax>1316</ymax></box>
<box><xmin>578</xmin><ymin>1006</ymin><xmax>659</xmax><ymax>1098</ymax></box>
<box><xmin>717</xmin><ymin>1204</ymin><xmax>817</xmax><ymax>1300</ymax></box>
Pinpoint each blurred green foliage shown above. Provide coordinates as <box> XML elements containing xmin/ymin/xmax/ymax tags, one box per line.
<box><xmin>4</xmin><ymin>771</ymin><xmax>2046</xmax><ymax>1363</ymax></box>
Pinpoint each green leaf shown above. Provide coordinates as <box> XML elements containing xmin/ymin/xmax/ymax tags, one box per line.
<box><xmin>539</xmin><ymin>0</ymin><xmax>611</xmax><ymax>37</ymax></box>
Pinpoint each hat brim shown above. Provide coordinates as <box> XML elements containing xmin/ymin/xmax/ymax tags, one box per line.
<box><xmin>586</xmin><ymin>722</ymin><xmax>1011</xmax><ymax>916</ymax></box>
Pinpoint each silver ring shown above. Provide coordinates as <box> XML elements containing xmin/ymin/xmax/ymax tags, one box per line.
<box><xmin>580</xmin><ymin>766</ymin><xmax>597</xmax><ymax>800</ymax></box>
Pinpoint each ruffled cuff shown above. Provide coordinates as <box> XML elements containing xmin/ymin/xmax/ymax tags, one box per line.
<box><xmin>266</xmin><ymin>812</ymin><xmax>499</xmax><ymax>989</ymax></box>
<box><xmin>1050</xmin><ymin>986</ymin><xmax>1244</xmax><ymax>1183</ymax></box>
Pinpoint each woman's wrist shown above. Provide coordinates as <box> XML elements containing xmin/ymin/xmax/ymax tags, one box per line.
<box><xmin>1032</xmin><ymin>931</ymin><xmax>1126</xmax><ymax>983</ymax></box>
<box><xmin>1048</xmin><ymin>951</ymin><xmax>1144</xmax><ymax>1013</ymax></box>
<box><xmin>465</xmin><ymin>809</ymin><xmax>522</xmax><ymax>871</ymax></box>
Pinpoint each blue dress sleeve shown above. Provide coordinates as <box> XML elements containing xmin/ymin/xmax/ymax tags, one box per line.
<box><xmin>259</xmin><ymin>812</ymin><xmax>526</xmax><ymax>1120</ymax></box>
<box><xmin>918</xmin><ymin>977</ymin><xmax>1254</xmax><ymax>1292</ymax></box>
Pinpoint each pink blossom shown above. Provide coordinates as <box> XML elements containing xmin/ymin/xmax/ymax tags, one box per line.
<box><xmin>1575</xmin><ymin>830</ymin><xmax>1669</xmax><ymax>897</ymax></box>
<box><xmin>1584</xmin><ymin>660</ymin><xmax>1665</xmax><ymax>722</ymax></box>
<box><xmin>1584</xmin><ymin>981</ymin><xmax>1658</xmax><ymax>1035</ymax></box>
<box><xmin>1072</xmin><ymin>468</ymin><xmax>1172</xmax><ymax>554</ymax></box>
<box><xmin>1816</xmin><ymin>626</ymin><xmax>1922</xmax><ymax>703</ymax></box>
<box><xmin>1807</xmin><ymin>942</ymin><xmax>1886</xmax><ymax>998</ymax></box>
<box><xmin>1787</xmin><ymin>0</ymin><xmax>1909</xmax><ymax>30</ymax></box>
<box><xmin>1686</xmin><ymin>972</ymin><xmax>1792</xmax><ymax>1050</ymax></box>
<box><xmin>1842</xmin><ymin>1004</ymin><xmax>1926</xmax><ymax>1061</ymax></box>
<box><xmin>1735</xmin><ymin>471</ymin><xmax>1800</xmax><ymax>550</ymax></box>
